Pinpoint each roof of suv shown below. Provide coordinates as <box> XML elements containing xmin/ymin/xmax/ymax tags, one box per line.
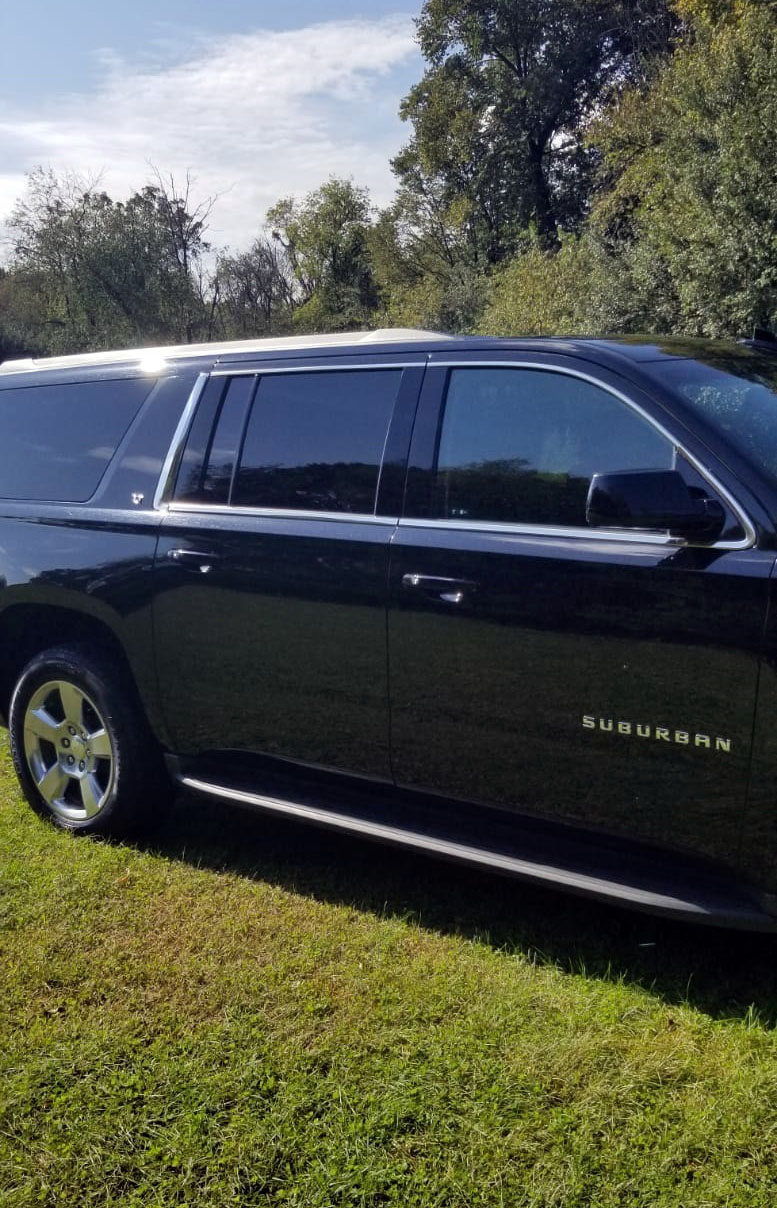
<box><xmin>1</xmin><ymin>329</ymin><xmax>772</xmax><ymax>378</ymax></box>
<box><xmin>0</xmin><ymin>328</ymin><xmax>453</xmax><ymax>375</ymax></box>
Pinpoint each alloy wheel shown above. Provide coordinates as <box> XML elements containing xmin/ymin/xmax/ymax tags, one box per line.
<box><xmin>22</xmin><ymin>679</ymin><xmax>116</xmax><ymax>823</ymax></box>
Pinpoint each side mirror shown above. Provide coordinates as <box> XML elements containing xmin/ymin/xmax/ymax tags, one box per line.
<box><xmin>586</xmin><ymin>469</ymin><xmax>725</xmax><ymax>540</ymax></box>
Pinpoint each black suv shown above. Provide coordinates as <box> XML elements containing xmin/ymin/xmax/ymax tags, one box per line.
<box><xmin>3</xmin><ymin>328</ymin><xmax>777</xmax><ymax>930</ymax></box>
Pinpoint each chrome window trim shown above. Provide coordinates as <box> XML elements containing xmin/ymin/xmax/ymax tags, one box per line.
<box><xmin>423</xmin><ymin>360</ymin><xmax>756</xmax><ymax>552</ymax></box>
<box><xmin>155</xmin><ymin>364</ymin><xmax>415</xmax><ymax>511</ymax></box>
<box><xmin>166</xmin><ymin>502</ymin><xmax>398</xmax><ymax>526</ymax></box>
<box><xmin>209</xmin><ymin>362</ymin><xmax>421</xmax><ymax>378</ymax></box>
<box><xmin>153</xmin><ymin>373</ymin><xmax>210</xmax><ymax>510</ymax></box>
<box><xmin>155</xmin><ymin>360</ymin><xmax>757</xmax><ymax>550</ymax></box>
<box><xmin>397</xmin><ymin>517</ymin><xmax>682</xmax><ymax>546</ymax></box>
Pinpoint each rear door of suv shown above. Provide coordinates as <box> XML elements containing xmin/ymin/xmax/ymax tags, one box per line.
<box><xmin>387</xmin><ymin>350</ymin><xmax>773</xmax><ymax>868</ymax></box>
<box><xmin>153</xmin><ymin>354</ymin><xmax>425</xmax><ymax>781</ymax></box>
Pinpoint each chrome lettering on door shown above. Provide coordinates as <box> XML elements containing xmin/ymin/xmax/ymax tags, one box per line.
<box><xmin>582</xmin><ymin>716</ymin><xmax>732</xmax><ymax>753</ymax></box>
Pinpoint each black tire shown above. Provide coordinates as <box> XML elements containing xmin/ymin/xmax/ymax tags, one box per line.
<box><xmin>8</xmin><ymin>644</ymin><xmax>169</xmax><ymax>836</ymax></box>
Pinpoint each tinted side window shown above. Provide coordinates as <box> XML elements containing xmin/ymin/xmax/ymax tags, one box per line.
<box><xmin>233</xmin><ymin>370</ymin><xmax>401</xmax><ymax>514</ymax></box>
<box><xmin>0</xmin><ymin>377</ymin><xmax>152</xmax><ymax>502</ymax></box>
<box><xmin>432</xmin><ymin>368</ymin><xmax>674</xmax><ymax>527</ymax></box>
<box><xmin>175</xmin><ymin>376</ymin><xmax>256</xmax><ymax>504</ymax></box>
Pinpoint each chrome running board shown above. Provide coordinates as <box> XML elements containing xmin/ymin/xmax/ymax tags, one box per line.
<box><xmin>178</xmin><ymin>774</ymin><xmax>776</xmax><ymax>930</ymax></box>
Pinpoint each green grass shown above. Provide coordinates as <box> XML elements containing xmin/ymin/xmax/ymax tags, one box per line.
<box><xmin>2</xmin><ymin>730</ymin><xmax>777</xmax><ymax>1206</ymax></box>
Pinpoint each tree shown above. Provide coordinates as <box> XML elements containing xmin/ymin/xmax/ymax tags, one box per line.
<box><xmin>145</xmin><ymin>169</ymin><xmax>217</xmax><ymax>342</ymax></box>
<box><xmin>480</xmin><ymin>236</ymin><xmax>601</xmax><ymax>335</ymax></box>
<box><xmin>6</xmin><ymin>168</ymin><xmax>215</xmax><ymax>353</ymax></box>
<box><xmin>368</xmin><ymin>203</ymin><xmax>490</xmax><ymax>332</ymax></box>
<box><xmin>590</xmin><ymin>0</ymin><xmax>777</xmax><ymax>336</ymax></box>
<box><xmin>393</xmin><ymin>0</ymin><xmax>679</xmax><ymax>269</ymax></box>
<box><xmin>0</xmin><ymin>269</ymin><xmax>35</xmax><ymax>359</ymax></box>
<box><xmin>267</xmin><ymin>179</ymin><xmax>379</xmax><ymax>332</ymax></box>
<box><xmin>214</xmin><ymin>239</ymin><xmax>295</xmax><ymax>338</ymax></box>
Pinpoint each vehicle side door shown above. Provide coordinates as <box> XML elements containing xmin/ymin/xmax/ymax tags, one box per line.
<box><xmin>153</xmin><ymin>355</ymin><xmax>425</xmax><ymax>781</ymax></box>
<box><xmin>387</xmin><ymin>353</ymin><xmax>773</xmax><ymax>869</ymax></box>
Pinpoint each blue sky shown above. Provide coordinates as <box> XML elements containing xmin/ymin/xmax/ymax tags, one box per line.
<box><xmin>0</xmin><ymin>1</ymin><xmax>423</xmax><ymax>250</ymax></box>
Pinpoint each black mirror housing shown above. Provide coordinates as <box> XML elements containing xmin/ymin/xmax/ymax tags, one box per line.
<box><xmin>586</xmin><ymin>469</ymin><xmax>725</xmax><ymax>540</ymax></box>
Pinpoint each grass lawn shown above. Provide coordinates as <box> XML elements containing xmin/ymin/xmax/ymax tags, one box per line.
<box><xmin>2</xmin><ymin>728</ymin><xmax>777</xmax><ymax>1206</ymax></box>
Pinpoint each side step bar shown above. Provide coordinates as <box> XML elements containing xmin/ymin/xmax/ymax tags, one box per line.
<box><xmin>178</xmin><ymin>774</ymin><xmax>776</xmax><ymax>931</ymax></box>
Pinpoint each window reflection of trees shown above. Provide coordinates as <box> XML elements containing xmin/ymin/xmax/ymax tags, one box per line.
<box><xmin>434</xmin><ymin>369</ymin><xmax>676</xmax><ymax>527</ymax></box>
<box><xmin>434</xmin><ymin>459</ymin><xmax>592</xmax><ymax>526</ymax></box>
<box><xmin>235</xmin><ymin>461</ymin><xmax>379</xmax><ymax>514</ymax></box>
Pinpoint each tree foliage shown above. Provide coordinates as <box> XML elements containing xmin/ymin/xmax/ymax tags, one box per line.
<box><xmin>3</xmin><ymin>168</ymin><xmax>215</xmax><ymax>354</ymax></box>
<box><xmin>393</xmin><ymin>0</ymin><xmax>678</xmax><ymax>270</ymax></box>
<box><xmin>481</xmin><ymin>236</ymin><xmax>606</xmax><ymax>335</ymax></box>
<box><xmin>0</xmin><ymin>1</ymin><xmax>774</xmax><ymax>354</ymax></box>
<box><xmin>267</xmin><ymin>179</ymin><xmax>379</xmax><ymax>332</ymax></box>
<box><xmin>589</xmin><ymin>0</ymin><xmax>777</xmax><ymax>336</ymax></box>
<box><xmin>214</xmin><ymin>239</ymin><xmax>295</xmax><ymax>339</ymax></box>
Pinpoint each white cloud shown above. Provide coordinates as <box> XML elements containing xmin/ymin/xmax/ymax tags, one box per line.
<box><xmin>0</xmin><ymin>16</ymin><xmax>419</xmax><ymax>252</ymax></box>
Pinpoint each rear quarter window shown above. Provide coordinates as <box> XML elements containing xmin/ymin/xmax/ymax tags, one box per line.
<box><xmin>0</xmin><ymin>377</ymin><xmax>152</xmax><ymax>502</ymax></box>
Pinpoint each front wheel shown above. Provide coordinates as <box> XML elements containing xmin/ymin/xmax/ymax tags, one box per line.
<box><xmin>9</xmin><ymin>645</ymin><xmax>167</xmax><ymax>835</ymax></box>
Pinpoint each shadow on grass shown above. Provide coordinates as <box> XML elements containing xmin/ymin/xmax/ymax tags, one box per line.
<box><xmin>139</xmin><ymin>792</ymin><xmax>777</xmax><ymax>1028</ymax></box>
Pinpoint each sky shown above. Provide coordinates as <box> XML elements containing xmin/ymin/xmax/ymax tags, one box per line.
<box><xmin>0</xmin><ymin>1</ymin><xmax>423</xmax><ymax>253</ymax></box>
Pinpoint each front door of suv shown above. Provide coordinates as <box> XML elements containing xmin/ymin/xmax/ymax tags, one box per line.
<box><xmin>388</xmin><ymin>354</ymin><xmax>773</xmax><ymax>867</ymax></box>
<box><xmin>153</xmin><ymin>357</ymin><xmax>424</xmax><ymax>780</ymax></box>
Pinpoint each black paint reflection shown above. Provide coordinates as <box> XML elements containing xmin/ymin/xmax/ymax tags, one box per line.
<box><xmin>154</xmin><ymin>513</ymin><xmax>392</xmax><ymax>779</ymax></box>
<box><xmin>388</xmin><ymin>529</ymin><xmax>773</xmax><ymax>872</ymax></box>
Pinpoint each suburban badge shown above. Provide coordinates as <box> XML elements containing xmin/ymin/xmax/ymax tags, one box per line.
<box><xmin>582</xmin><ymin>716</ymin><xmax>732</xmax><ymax>753</ymax></box>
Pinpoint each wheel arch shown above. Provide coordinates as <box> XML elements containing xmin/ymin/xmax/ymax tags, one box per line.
<box><xmin>0</xmin><ymin>603</ymin><xmax>157</xmax><ymax>737</ymax></box>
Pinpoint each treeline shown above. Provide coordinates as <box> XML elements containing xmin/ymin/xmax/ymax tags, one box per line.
<box><xmin>1</xmin><ymin>0</ymin><xmax>775</xmax><ymax>358</ymax></box>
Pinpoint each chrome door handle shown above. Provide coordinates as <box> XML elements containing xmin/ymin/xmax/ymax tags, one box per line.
<box><xmin>166</xmin><ymin>549</ymin><xmax>221</xmax><ymax>574</ymax></box>
<box><xmin>402</xmin><ymin>574</ymin><xmax>478</xmax><ymax>604</ymax></box>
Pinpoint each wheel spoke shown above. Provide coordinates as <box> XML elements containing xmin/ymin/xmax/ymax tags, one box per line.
<box><xmin>25</xmin><ymin>708</ymin><xmax>62</xmax><ymax>745</ymax></box>
<box><xmin>79</xmin><ymin>774</ymin><xmax>103</xmax><ymax>819</ymax></box>
<box><xmin>37</xmin><ymin>764</ymin><xmax>68</xmax><ymax>806</ymax></box>
<box><xmin>87</xmin><ymin>729</ymin><xmax>113</xmax><ymax>760</ymax></box>
<box><xmin>58</xmin><ymin>683</ymin><xmax>84</xmax><ymax>730</ymax></box>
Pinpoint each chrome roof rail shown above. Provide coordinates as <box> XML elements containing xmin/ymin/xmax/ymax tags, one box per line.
<box><xmin>0</xmin><ymin>328</ymin><xmax>452</xmax><ymax>375</ymax></box>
